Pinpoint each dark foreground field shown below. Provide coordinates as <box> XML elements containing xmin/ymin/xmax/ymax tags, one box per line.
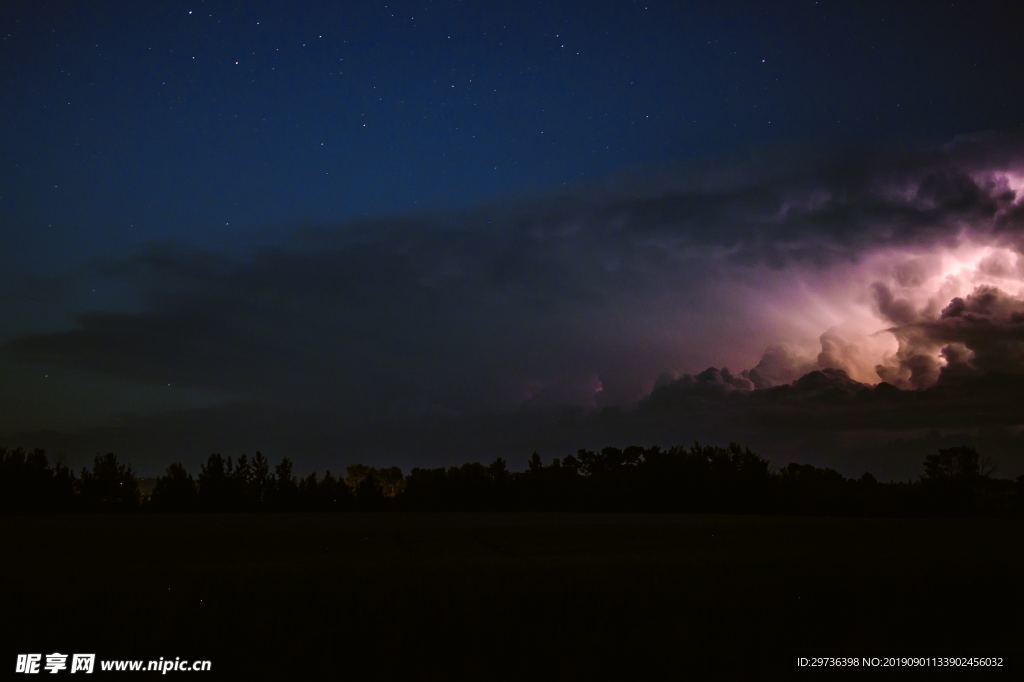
<box><xmin>2</xmin><ymin>514</ymin><xmax>1022</xmax><ymax>679</ymax></box>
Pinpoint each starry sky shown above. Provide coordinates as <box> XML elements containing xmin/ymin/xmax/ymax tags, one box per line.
<box><xmin>4</xmin><ymin>1</ymin><xmax>1024</xmax><ymax>478</ymax></box>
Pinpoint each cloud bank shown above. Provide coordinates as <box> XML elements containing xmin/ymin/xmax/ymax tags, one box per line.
<box><xmin>7</xmin><ymin>131</ymin><xmax>1024</xmax><ymax>478</ymax></box>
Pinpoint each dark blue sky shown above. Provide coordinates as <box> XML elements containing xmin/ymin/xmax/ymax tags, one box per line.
<box><xmin>4</xmin><ymin>0</ymin><xmax>1022</xmax><ymax>266</ymax></box>
<box><xmin>4</xmin><ymin>1</ymin><xmax>1024</xmax><ymax>475</ymax></box>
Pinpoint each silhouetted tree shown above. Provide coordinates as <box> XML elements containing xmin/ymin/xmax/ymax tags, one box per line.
<box><xmin>2</xmin><ymin>440</ymin><xmax>1016</xmax><ymax>516</ymax></box>
<box><xmin>376</xmin><ymin>466</ymin><xmax>405</xmax><ymax>498</ymax></box>
<box><xmin>299</xmin><ymin>470</ymin><xmax>352</xmax><ymax>511</ymax></box>
<box><xmin>347</xmin><ymin>464</ymin><xmax>386</xmax><ymax>510</ymax></box>
<box><xmin>320</xmin><ymin>470</ymin><xmax>353</xmax><ymax>510</ymax></box>
<box><xmin>778</xmin><ymin>462</ymin><xmax>856</xmax><ymax>515</ymax></box>
<box><xmin>488</xmin><ymin>457</ymin><xmax>512</xmax><ymax>510</ymax></box>
<box><xmin>230</xmin><ymin>454</ymin><xmax>254</xmax><ymax>509</ymax></box>
<box><xmin>79</xmin><ymin>453</ymin><xmax>139</xmax><ymax>511</ymax></box>
<box><xmin>268</xmin><ymin>456</ymin><xmax>298</xmax><ymax>510</ymax></box>
<box><xmin>0</xmin><ymin>448</ymin><xmax>74</xmax><ymax>511</ymax></box>
<box><xmin>198</xmin><ymin>453</ymin><xmax>231</xmax><ymax>511</ymax></box>
<box><xmin>922</xmin><ymin>446</ymin><xmax>990</xmax><ymax>514</ymax></box>
<box><xmin>403</xmin><ymin>467</ymin><xmax>449</xmax><ymax>511</ymax></box>
<box><xmin>150</xmin><ymin>462</ymin><xmax>198</xmax><ymax>511</ymax></box>
<box><xmin>924</xmin><ymin>446</ymin><xmax>984</xmax><ymax>482</ymax></box>
<box><xmin>251</xmin><ymin>452</ymin><xmax>271</xmax><ymax>507</ymax></box>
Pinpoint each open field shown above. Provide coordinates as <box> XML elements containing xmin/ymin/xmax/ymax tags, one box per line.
<box><xmin>2</xmin><ymin>513</ymin><xmax>1022</xmax><ymax>678</ymax></box>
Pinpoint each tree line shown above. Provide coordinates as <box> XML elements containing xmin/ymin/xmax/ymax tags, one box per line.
<box><xmin>1</xmin><ymin>443</ymin><xmax>1022</xmax><ymax>515</ymax></box>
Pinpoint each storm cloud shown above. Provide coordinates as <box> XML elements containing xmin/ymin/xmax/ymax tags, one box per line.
<box><xmin>7</xmin><ymin>131</ymin><xmax>1024</xmax><ymax>478</ymax></box>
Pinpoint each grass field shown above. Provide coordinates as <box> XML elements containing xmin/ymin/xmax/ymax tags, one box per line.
<box><xmin>2</xmin><ymin>513</ymin><xmax>1021</xmax><ymax>678</ymax></box>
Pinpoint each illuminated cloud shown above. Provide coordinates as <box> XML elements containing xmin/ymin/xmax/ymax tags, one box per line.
<box><xmin>6</xmin><ymin>131</ymin><xmax>1024</xmax><ymax>477</ymax></box>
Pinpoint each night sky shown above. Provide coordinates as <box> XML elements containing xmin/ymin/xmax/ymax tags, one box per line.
<box><xmin>4</xmin><ymin>1</ymin><xmax>1024</xmax><ymax>478</ymax></box>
